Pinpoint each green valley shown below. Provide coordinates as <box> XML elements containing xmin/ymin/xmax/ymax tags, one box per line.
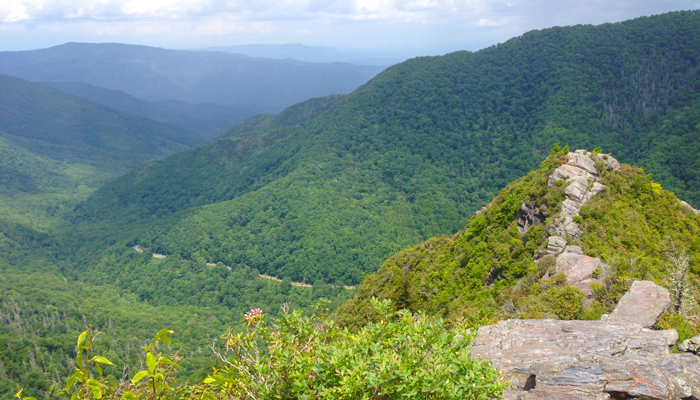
<box><xmin>0</xmin><ymin>10</ymin><xmax>699</xmax><ymax>399</ymax></box>
<box><xmin>0</xmin><ymin>74</ymin><xmax>204</xmax><ymax>230</ymax></box>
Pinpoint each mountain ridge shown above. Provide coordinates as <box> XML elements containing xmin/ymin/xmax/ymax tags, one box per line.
<box><xmin>334</xmin><ymin>147</ymin><xmax>699</xmax><ymax>330</ymax></box>
<box><xmin>0</xmin><ymin>42</ymin><xmax>385</xmax><ymax>109</ymax></box>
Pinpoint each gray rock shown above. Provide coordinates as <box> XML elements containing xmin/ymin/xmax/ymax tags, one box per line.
<box><xmin>548</xmin><ymin>163</ymin><xmax>596</xmax><ymax>188</ymax></box>
<box><xmin>591</xmin><ymin>153</ymin><xmax>621</xmax><ymax>171</ymax></box>
<box><xmin>564</xmin><ymin>245</ymin><xmax>584</xmax><ymax>255</ymax></box>
<box><xmin>660</xmin><ymin>329</ymin><xmax>680</xmax><ymax>347</ymax></box>
<box><xmin>518</xmin><ymin>202</ymin><xmax>547</xmax><ymax>236</ymax></box>
<box><xmin>568</xmin><ymin>151</ymin><xmax>599</xmax><ymax>175</ymax></box>
<box><xmin>565</xmin><ymin>176</ymin><xmax>594</xmax><ymax>203</ymax></box>
<box><xmin>555</xmin><ymin>252</ymin><xmax>610</xmax><ymax>303</ymax></box>
<box><xmin>608</xmin><ymin>280</ymin><xmax>671</xmax><ymax>328</ymax></box>
<box><xmin>547</xmin><ymin>236</ymin><xmax>567</xmax><ymax>255</ymax></box>
<box><xmin>678</xmin><ymin>335</ymin><xmax>700</xmax><ymax>354</ymax></box>
<box><xmin>548</xmin><ymin>198</ymin><xmax>585</xmax><ymax>241</ymax></box>
<box><xmin>547</xmin><ymin>152</ymin><xmax>608</xmax><ymax>243</ymax></box>
<box><xmin>471</xmin><ymin>319</ymin><xmax>700</xmax><ymax>400</ymax></box>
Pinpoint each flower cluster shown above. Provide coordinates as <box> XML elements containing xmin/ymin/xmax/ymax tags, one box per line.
<box><xmin>244</xmin><ymin>308</ymin><xmax>263</xmax><ymax>323</ymax></box>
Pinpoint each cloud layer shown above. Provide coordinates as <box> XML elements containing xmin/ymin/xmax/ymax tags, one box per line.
<box><xmin>1</xmin><ymin>0</ymin><xmax>698</xmax><ymax>51</ymax></box>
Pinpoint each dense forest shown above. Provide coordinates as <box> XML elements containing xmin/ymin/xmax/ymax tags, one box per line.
<box><xmin>67</xmin><ymin>11</ymin><xmax>700</xmax><ymax>287</ymax></box>
<box><xmin>0</xmin><ymin>10</ymin><xmax>699</xmax><ymax>399</ymax></box>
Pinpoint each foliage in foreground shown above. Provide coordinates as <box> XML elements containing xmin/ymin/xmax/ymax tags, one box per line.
<box><xmin>35</xmin><ymin>300</ymin><xmax>505</xmax><ymax>400</ymax></box>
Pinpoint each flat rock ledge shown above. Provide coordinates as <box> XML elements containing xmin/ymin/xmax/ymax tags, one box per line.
<box><xmin>471</xmin><ymin>319</ymin><xmax>700</xmax><ymax>400</ymax></box>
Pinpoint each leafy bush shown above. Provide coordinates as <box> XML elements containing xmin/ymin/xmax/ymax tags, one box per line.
<box><xmin>45</xmin><ymin>301</ymin><xmax>505</xmax><ymax>399</ymax></box>
<box><xmin>206</xmin><ymin>298</ymin><xmax>506</xmax><ymax>400</ymax></box>
<box><xmin>545</xmin><ymin>286</ymin><xmax>585</xmax><ymax>320</ymax></box>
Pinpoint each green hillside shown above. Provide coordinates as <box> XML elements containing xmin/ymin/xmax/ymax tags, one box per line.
<box><xmin>68</xmin><ymin>11</ymin><xmax>700</xmax><ymax>287</ymax></box>
<box><xmin>0</xmin><ymin>75</ymin><xmax>204</xmax><ymax>229</ymax></box>
<box><xmin>335</xmin><ymin>147</ymin><xmax>700</xmax><ymax>331</ymax></box>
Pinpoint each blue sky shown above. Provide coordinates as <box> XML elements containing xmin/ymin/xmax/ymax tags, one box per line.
<box><xmin>1</xmin><ymin>0</ymin><xmax>698</xmax><ymax>54</ymax></box>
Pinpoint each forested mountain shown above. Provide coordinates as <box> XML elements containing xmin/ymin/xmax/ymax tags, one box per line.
<box><xmin>67</xmin><ymin>11</ymin><xmax>700</xmax><ymax>287</ymax></box>
<box><xmin>0</xmin><ymin>74</ymin><xmax>202</xmax><ymax>229</ymax></box>
<box><xmin>0</xmin><ymin>43</ymin><xmax>385</xmax><ymax>109</ymax></box>
<box><xmin>43</xmin><ymin>81</ymin><xmax>279</xmax><ymax>140</ymax></box>
<box><xmin>335</xmin><ymin>147</ymin><xmax>700</xmax><ymax>328</ymax></box>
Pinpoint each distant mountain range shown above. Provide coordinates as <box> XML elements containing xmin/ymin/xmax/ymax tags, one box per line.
<box><xmin>200</xmin><ymin>43</ymin><xmax>426</xmax><ymax>65</ymax></box>
<box><xmin>0</xmin><ymin>43</ymin><xmax>386</xmax><ymax>109</ymax></box>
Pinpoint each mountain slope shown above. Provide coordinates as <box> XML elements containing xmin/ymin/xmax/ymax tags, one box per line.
<box><xmin>335</xmin><ymin>147</ymin><xmax>700</xmax><ymax>328</ymax></box>
<box><xmin>0</xmin><ymin>74</ymin><xmax>203</xmax><ymax>229</ymax></box>
<box><xmin>43</xmin><ymin>81</ymin><xmax>280</xmax><ymax>139</ymax></box>
<box><xmin>67</xmin><ymin>11</ymin><xmax>700</xmax><ymax>286</ymax></box>
<box><xmin>0</xmin><ymin>43</ymin><xmax>385</xmax><ymax>108</ymax></box>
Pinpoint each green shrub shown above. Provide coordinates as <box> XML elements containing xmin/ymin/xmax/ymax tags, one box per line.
<box><xmin>545</xmin><ymin>285</ymin><xmax>585</xmax><ymax>320</ymax></box>
<box><xmin>55</xmin><ymin>301</ymin><xmax>506</xmax><ymax>400</ymax></box>
<box><xmin>206</xmin><ymin>298</ymin><xmax>506</xmax><ymax>399</ymax></box>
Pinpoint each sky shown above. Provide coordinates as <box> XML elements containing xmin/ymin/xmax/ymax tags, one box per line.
<box><xmin>1</xmin><ymin>0</ymin><xmax>699</xmax><ymax>54</ymax></box>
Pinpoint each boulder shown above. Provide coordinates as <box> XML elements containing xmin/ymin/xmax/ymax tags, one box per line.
<box><xmin>518</xmin><ymin>202</ymin><xmax>547</xmax><ymax>236</ymax></box>
<box><xmin>679</xmin><ymin>335</ymin><xmax>700</xmax><ymax>354</ymax></box>
<box><xmin>607</xmin><ymin>281</ymin><xmax>671</xmax><ymax>328</ymax></box>
<box><xmin>568</xmin><ymin>151</ymin><xmax>599</xmax><ymax>175</ymax></box>
<box><xmin>547</xmin><ymin>236</ymin><xmax>567</xmax><ymax>255</ymax></box>
<box><xmin>555</xmin><ymin>252</ymin><xmax>610</xmax><ymax>304</ymax></box>
<box><xmin>593</xmin><ymin>153</ymin><xmax>621</xmax><ymax>171</ymax></box>
<box><xmin>471</xmin><ymin>319</ymin><xmax>697</xmax><ymax>400</ymax></box>
<box><xmin>563</xmin><ymin>245</ymin><xmax>584</xmax><ymax>255</ymax></box>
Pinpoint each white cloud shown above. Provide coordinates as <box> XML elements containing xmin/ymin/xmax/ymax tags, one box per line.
<box><xmin>0</xmin><ymin>0</ymin><xmax>697</xmax><ymax>51</ymax></box>
<box><xmin>0</xmin><ymin>0</ymin><xmax>490</xmax><ymax>23</ymax></box>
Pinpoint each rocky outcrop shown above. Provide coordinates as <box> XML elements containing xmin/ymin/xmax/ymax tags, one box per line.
<box><xmin>679</xmin><ymin>335</ymin><xmax>700</xmax><ymax>355</ymax></box>
<box><xmin>555</xmin><ymin>249</ymin><xmax>610</xmax><ymax>304</ymax></box>
<box><xmin>471</xmin><ymin>319</ymin><xmax>700</xmax><ymax>400</ymax></box>
<box><xmin>546</xmin><ymin>151</ymin><xmax>620</xmax><ymax>254</ymax></box>
<box><xmin>607</xmin><ymin>281</ymin><xmax>671</xmax><ymax>329</ymax></box>
<box><xmin>518</xmin><ymin>202</ymin><xmax>547</xmax><ymax>237</ymax></box>
<box><xmin>547</xmin><ymin>236</ymin><xmax>568</xmax><ymax>255</ymax></box>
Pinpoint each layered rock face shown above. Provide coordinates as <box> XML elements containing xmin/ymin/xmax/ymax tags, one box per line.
<box><xmin>546</xmin><ymin>150</ymin><xmax>620</xmax><ymax>247</ymax></box>
<box><xmin>471</xmin><ymin>319</ymin><xmax>699</xmax><ymax>400</ymax></box>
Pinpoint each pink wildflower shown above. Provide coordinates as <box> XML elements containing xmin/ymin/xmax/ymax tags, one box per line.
<box><xmin>244</xmin><ymin>308</ymin><xmax>263</xmax><ymax>322</ymax></box>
